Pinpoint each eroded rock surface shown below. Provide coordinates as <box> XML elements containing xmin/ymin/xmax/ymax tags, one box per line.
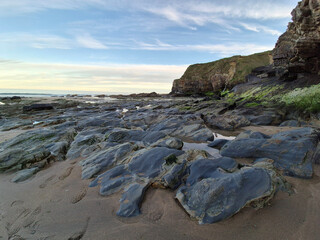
<box><xmin>221</xmin><ymin>128</ymin><xmax>319</xmax><ymax>178</ymax></box>
<box><xmin>273</xmin><ymin>0</ymin><xmax>320</xmax><ymax>75</ymax></box>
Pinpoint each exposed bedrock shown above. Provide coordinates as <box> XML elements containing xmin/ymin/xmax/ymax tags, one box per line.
<box><xmin>273</xmin><ymin>0</ymin><xmax>320</xmax><ymax>76</ymax></box>
<box><xmin>220</xmin><ymin>128</ymin><xmax>320</xmax><ymax>178</ymax></box>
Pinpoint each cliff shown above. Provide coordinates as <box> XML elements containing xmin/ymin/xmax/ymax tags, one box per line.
<box><xmin>171</xmin><ymin>0</ymin><xmax>320</xmax><ymax>95</ymax></box>
<box><xmin>273</xmin><ymin>0</ymin><xmax>320</xmax><ymax>76</ymax></box>
<box><xmin>171</xmin><ymin>51</ymin><xmax>272</xmax><ymax>95</ymax></box>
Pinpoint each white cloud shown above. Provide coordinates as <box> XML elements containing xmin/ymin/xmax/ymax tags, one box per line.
<box><xmin>0</xmin><ymin>59</ymin><xmax>187</xmax><ymax>93</ymax></box>
<box><xmin>240</xmin><ymin>23</ymin><xmax>282</xmax><ymax>36</ymax></box>
<box><xmin>0</xmin><ymin>33</ymin><xmax>109</xmax><ymax>50</ymax></box>
<box><xmin>0</xmin><ymin>33</ymin><xmax>73</xmax><ymax>49</ymax></box>
<box><xmin>75</xmin><ymin>34</ymin><xmax>108</xmax><ymax>49</ymax></box>
<box><xmin>0</xmin><ymin>0</ymin><xmax>298</xmax><ymax>20</ymax></box>
<box><xmin>133</xmin><ymin>40</ymin><xmax>273</xmax><ymax>55</ymax></box>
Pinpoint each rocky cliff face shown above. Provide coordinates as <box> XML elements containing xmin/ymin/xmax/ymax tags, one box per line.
<box><xmin>171</xmin><ymin>51</ymin><xmax>272</xmax><ymax>95</ymax></box>
<box><xmin>273</xmin><ymin>0</ymin><xmax>320</xmax><ymax>75</ymax></box>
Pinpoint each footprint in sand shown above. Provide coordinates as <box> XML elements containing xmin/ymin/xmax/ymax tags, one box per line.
<box><xmin>59</xmin><ymin>167</ymin><xmax>74</xmax><ymax>180</ymax></box>
<box><xmin>10</xmin><ymin>200</ymin><xmax>24</xmax><ymax>207</ymax></box>
<box><xmin>39</xmin><ymin>175</ymin><xmax>56</xmax><ymax>189</ymax></box>
<box><xmin>70</xmin><ymin>188</ymin><xmax>87</xmax><ymax>204</ymax></box>
<box><xmin>68</xmin><ymin>217</ymin><xmax>90</xmax><ymax>240</ymax></box>
<box><xmin>145</xmin><ymin>208</ymin><xmax>164</xmax><ymax>222</ymax></box>
<box><xmin>22</xmin><ymin>206</ymin><xmax>41</xmax><ymax>228</ymax></box>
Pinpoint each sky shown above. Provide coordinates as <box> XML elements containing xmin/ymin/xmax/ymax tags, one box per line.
<box><xmin>0</xmin><ymin>0</ymin><xmax>299</xmax><ymax>94</ymax></box>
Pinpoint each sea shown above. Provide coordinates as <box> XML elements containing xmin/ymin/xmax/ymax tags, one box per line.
<box><xmin>0</xmin><ymin>89</ymin><xmax>117</xmax><ymax>98</ymax></box>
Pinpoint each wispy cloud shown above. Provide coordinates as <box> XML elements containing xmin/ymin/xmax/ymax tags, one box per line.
<box><xmin>0</xmin><ymin>59</ymin><xmax>187</xmax><ymax>93</ymax></box>
<box><xmin>132</xmin><ymin>40</ymin><xmax>273</xmax><ymax>56</ymax></box>
<box><xmin>0</xmin><ymin>33</ymin><xmax>73</xmax><ymax>49</ymax></box>
<box><xmin>0</xmin><ymin>32</ymin><xmax>109</xmax><ymax>50</ymax></box>
<box><xmin>75</xmin><ymin>34</ymin><xmax>108</xmax><ymax>49</ymax></box>
<box><xmin>240</xmin><ymin>23</ymin><xmax>282</xmax><ymax>36</ymax></box>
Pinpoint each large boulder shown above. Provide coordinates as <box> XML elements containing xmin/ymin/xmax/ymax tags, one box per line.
<box><xmin>176</xmin><ymin>159</ymin><xmax>281</xmax><ymax>224</ymax></box>
<box><xmin>220</xmin><ymin>128</ymin><xmax>319</xmax><ymax>178</ymax></box>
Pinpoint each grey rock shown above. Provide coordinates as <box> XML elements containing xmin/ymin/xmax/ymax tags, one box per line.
<box><xmin>81</xmin><ymin>143</ymin><xmax>135</xmax><ymax>179</ymax></box>
<box><xmin>204</xmin><ymin>113</ymin><xmax>250</xmax><ymax>131</ymax></box>
<box><xmin>12</xmin><ymin>167</ymin><xmax>39</xmax><ymax>182</ymax></box>
<box><xmin>208</xmin><ymin>139</ymin><xmax>229</xmax><ymax>149</ymax></box>
<box><xmin>313</xmin><ymin>143</ymin><xmax>320</xmax><ymax>164</ymax></box>
<box><xmin>186</xmin><ymin>157</ymin><xmax>238</xmax><ymax>186</ymax></box>
<box><xmin>128</xmin><ymin>147</ymin><xmax>184</xmax><ymax>178</ymax></box>
<box><xmin>0</xmin><ymin>127</ymin><xmax>75</xmax><ymax>171</ymax></box>
<box><xmin>176</xmin><ymin>166</ymin><xmax>274</xmax><ymax>224</ymax></box>
<box><xmin>161</xmin><ymin>160</ymin><xmax>187</xmax><ymax>189</ymax></box>
<box><xmin>90</xmin><ymin>165</ymin><xmax>133</xmax><ymax>196</ymax></box>
<box><xmin>23</xmin><ymin>104</ymin><xmax>54</xmax><ymax>112</ymax></box>
<box><xmin>279</xmin><ymin>120</ymin><xmax>300</xmax><ymax>127</ymax></box>
<box><xmin>117</xmin><ymin>181</ymin><xmax>149</xmax><ymax>217</ymax></box>
<box><xmin>66</xmin><ymin>128</ymin><xmax>110</xmax><ymax>160</ymax></box>
<box><xmin>221</xmin><ymin>128</ymin><xmax>319</xmax><ymax>178</ymax></box>
<box><xmin>153</xmin><ymin>137</ymin><xmax>184</xmax><ymax>150</ymax></box>
<box><xmin>107</xmin><ymin>129</ymin><xmax>167</xmax><ymax>145</ymax></box>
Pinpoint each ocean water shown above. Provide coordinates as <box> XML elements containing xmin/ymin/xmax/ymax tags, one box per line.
<box><xmin>0</xmin><ymin>89</ymin><xmax>112</xmax><ymax>98</ymax></box>
<box><xmin>0</xmin><ymin>92</ymin><xmax>54</xmax><ymax>98</ymax></box>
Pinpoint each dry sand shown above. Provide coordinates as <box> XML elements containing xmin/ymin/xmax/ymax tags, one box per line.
<box><xmin>0</xmin><ymin>127</ymin><xmax>320</xmax><ymax>240</ymax></box>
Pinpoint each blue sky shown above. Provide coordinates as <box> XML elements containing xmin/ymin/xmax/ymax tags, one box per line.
<box><xmin>0</xmin><ymin>0</ymin><xmax>299</xmax><ymax>94</ymax></box>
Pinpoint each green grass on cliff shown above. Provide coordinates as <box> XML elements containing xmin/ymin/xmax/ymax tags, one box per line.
<box><xmin>281</xmin><ymin>84</ymin><xmax>320</xmax><ymax>112</ymax></box>
<box><xmin>180</xmin><ymin>51</ymin><xmax>272</xmax><ymax>90</ymax></box>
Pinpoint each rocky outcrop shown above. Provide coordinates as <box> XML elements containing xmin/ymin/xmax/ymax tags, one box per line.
<box><xmin>171</xmin><ymin>51</ymin><xmax>272</xmax><ymax>95</ymax></box>
<box><xmin>273</xmin><ymin>0</ymin><xmax>320</xmax><ymax>75</ymax></box>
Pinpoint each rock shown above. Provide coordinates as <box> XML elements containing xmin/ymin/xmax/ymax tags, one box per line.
<box><xmin>220</xmin><ymin>128</ymin><xmax>319</xmax><ymax>178</ymax></box>
<box><xmin>11</xmin><ymin>96</ymin><xmax>21</xmax><ymax>100</ymax></box>
<box><xmin>0</xmin><ymin>127</ymin><xmax>75</xmax><ymax>171</ymax></box>
<box><xmin>165</xmin><ymin>138</ymin><xmax>184</xmax><ymax>150</ymax></box>
<box><xmin>273</xmin><ymin>0</ymin><xmax>320</xmax><ymax>75</ymax></box>
<box><xmin>176</xmin><ymin>161</ymin><xmax>278</xmax><ymax>224</ymax></box>
<box><xmin>81</xmin><ymin>143</ymin><xmax>135</xmax><ymax>179</ymax></box>
<box><xmin>236</xmin><ymin>130</ymin><xmax>270</xmax><ymax>140</ymax></box>
<box><xmin>279</xmin><ymin>120</ymin><xmax>300</xmax><ymax>127</ymax></box>
<box><xmin>90</xmin><ymin>165</ymin><xmax>133</xmax><ymax>196</ymax></box>
<box><xmin>204</xmin><ymin>113</ymin><xmax>250</xmax><ymax>130</ymax></box>
<box><xmin>246</xmin><ymin>110</ymin><xmax>282</xmax><ymax>126</ymax></box>
<box><xmin>11</xmin><ymin>167</ymin><xmax>39</xmax><ymax>182</ymax></box>
<box><xmin>107</xmin><ymin>129</ymin><xmax>167</xmax><ymax>145</ymax></box>
<box><xmin>66</xmin><ymin>128</ymin><xmax>110</xmax><ymax>160</ymax></box>
<box><xmin>313</xmin><ymin>143</ymin><xmax>320</xmax><ymax>164</ymax></box>
<box><xmin>128</xmin><ymin>147</ymin><xmax>184</xmax><ymax>178</ymax></box>
<box><xmin>185</xmin><ymin>157</ymin><xmax>238</xmax><ymax>186</ymax></box>
<box><xmin>77</xmin><ymin>113</ymin><xmax>121</xmax><ymax>130</ymax></box>
<box><xmin>161</xmin><ymin>160</ymin><xmax>187</xmax><ymax>189</ymax></box>
<box><xmin>151</xmin><ymin>137</ymin><xmax>184</xmax><ymax>150</ymax></box>
<box><xmin>117</xmin><ymin>181</ymin><xmax>149</xmax><ymax>217</ymax></box>
<box><xmin>172</xmin><ymin>123</ymin><xmax>214</xmax><ymax>142</ymax></box>
<box><xmin>170</xmin><ymin>52</ymin><xmax>272</xmax><ymax>95</ymax></box>
<box><xmin>208</xmin><ymin>139</ymin><xmax>229</xmax><ymax>149</ymax></box>
<box><xmin>23</xmin><ymin>104</ymin><xmax>54</xmax><ymax>112</ymax></box>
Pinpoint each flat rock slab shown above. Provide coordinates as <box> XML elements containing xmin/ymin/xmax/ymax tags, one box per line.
<box><xmin>176</xmin><ymin>165</ymin><xmax>274</xmax><ymax>224</ymax></box>
<box><xmin>117</xmin><ymin>181</ymin><xmax>149</xmax><ymax>217</ymax></box>
<box><xmin>0</xmin><ymin>127</ymin><xmax>75</xmax><ymax>171</ymax></box>
<box><xmin>11</xmin><ymin>167</ymin><xmax>39</xmax><ymax>182</ymax></box>
<box><xmin>89</xmin><ymin>147</ymin><xmax>185</xmax><ymax>215</ymax></box>
<box><xmin>23</xmin><ymin>104</ymin><xmax>54</xmax><ymax>112</ymax></box>
<box><xmin>220</xmin><ymin>128</ymin><xmax>319</xmax><ymax>178</ymax></box>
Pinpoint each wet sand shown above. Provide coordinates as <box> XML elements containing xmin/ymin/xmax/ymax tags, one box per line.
<box><xmin>0</xmin><ymin>127</ymin><xmax>320</xmax><ymax>240</ymax></box>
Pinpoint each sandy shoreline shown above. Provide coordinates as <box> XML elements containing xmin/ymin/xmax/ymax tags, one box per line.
<box><xmin>0</xmin><ymin>126</ymin><xmax>320</xmax><ymax>240</ymax></box>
